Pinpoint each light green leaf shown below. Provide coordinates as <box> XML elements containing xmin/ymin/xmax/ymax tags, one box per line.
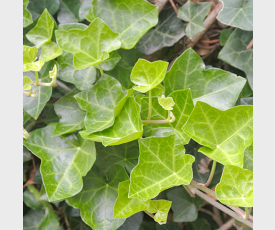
<box><xmin>147</xmin><ymin>200</ymin><xmax>172</xmax><ymax>223</ymax></box>
<box><xmin>129</xmin><ymin>135</ymin><xmax>194</xmax><ymax>200</ymax></box>
<box><xmin>164</xmin><ymin>48</ymin><xmax>246</xmax><ymax>110</ymax></box>
<box><xmin>158</xmin><ymin>97</ymin><xmax>175</xmax><ymax>111</ymax></box>
<box><xmin>40</xmin><ymin>42</ymin><xmax>63</xmax><ymax>62</ymax></box>
<box><xmin>53</xmin><ymin>89</ymin><xmax>86</xmax><ymax>136</ymax></box>
<box><xmin>23</xmin><ymin>61</ymin><xmax>54</xmax><ymax>119</ymax></box>
<box><xmin>95</xmin><ymin>140</ymin><xmax>139</xmax><ymax>173</ymax></box>
<box><xmin>23</xmin><ymin>0</ymin><xmax>33</xmax><ymax>27</ymax></box>
<box><xmin>218</xmin><ymin>28</ymin><xmax>253</xmax><ymax>89</ymax></box>
<box><xmin>27</xmin><ymin>0</ymin><xmax>60</xmax><ymax>20</ymax></box>
<box><xmin>219</xmin><ymin>29</ymin><xmax>233</xmax><ymax>46</ymax></box>
<box><xmin>57</xmin><ymin>0</ymin><xmax>82</xmax><ymax>24</ymax></box>
<box><xmin>23</xmin><ymin>45</ymin><xmax>44</xmax><ymax>72</ymax></box>
<box><xmin>131</xmin><ymin>59</ymin><xmax>168</xmax><ymax>93</ymax></box>
<box><xmin>136</xmin><ymin>7</ymin><xmax>185</xmax><ymax>55</ymax></box>
<box><xmin>178</xmin><ymin>2</ymin><xmax>213</xmax><ymax>38</ymax></box>
<box><xmin>167</xmin><ymin>186</ymin><xmax>203</xmax><ymax>222</ymax></box>
<box><xmin>216</xmin><ymin>165</ymin><xmax>253</xmax><ymax>207</ymax></box>
<box><xmin>26</xmin><ymin>9</ymin><xmax>55</xmax><ymax>48</ymax></box>
<box><xmin>23</xmin><ymin>76</ymin><xmax>33</xmax><ymax>90</ymax></box>
<box><xmin>55</xmin><ymin>18</ymin><xmax>121</xmax><ymax>69</ymax></box>
<box><xmin>100</xmin><ymin>51</ymin><xmax>121</xmax><ymax>71</ymax></box>
<box><xmin>106</xmin><ymin>49</ymin><xmax>143</xmax><ymax>89</ymax></box>
<box><xmin>67</xmin><ymin>164</ymin><xmax>128</xmax><ymax>230</ymax></box>
<box><xmin>74</xmin><ymin>74</ymin><xmax>128</xmax><ymax>134</ymax></box>
<box><xmin>58</xmin><ymin>23</ymin><xmax>88</xmax><ymax>31</ymax></box>
<box><xmin>80</xmin><ymin>96</ymin><xmax>143</xmax><ymax>146</ymax></box>
<box><xmin>114</xmin><ymin>180</ymin><xmax>150</xmax><ymax>218</ymax></box>
<box><xmin>217</xmin><ymin>0</ymin><xmax>253</xmax><ymax>31</ymax></box>
<box><xmin>141</xmin><ymin>89</ymin><xmax>194</xmax><ymax>145</ymax></box>
<box><xmin>23</xmin><ymin>123</ymin><xmax>96</xmax><ymax>202</ymax></box>
<box><xmin>79</xmin><ymin>0</ymin><xmax>94</xmax><ymax>21</ymax></box>
<box><xmin>86</xmin><ymin>0</ymin><xmax>158</xmax><ymax>49</ymax></box>
<box><xmin>117</xmin><ymin>212</ymin><xmax>143</xmax><ymax>230</ymax></box>
<box><xmin>243</xmin><ymin>143</ymin><xmax>253</xmax><ymax>172</ymax></box>
<box><xmin>185</xmin><ymin>218</ymin><xmax>211</xmax><ymax>230</ymax></box>
<box><xmin>156</xmin><ymin>223</ymin><xmax>182</xmax><ymax>230</ymax></box>
<box><xmin>57</xmin><ymin>51</ymin><xmax>96</xmax><ymax>91</ymax></box>
<box><xmin>182</xmin><ymin>101</ymin><xmax>253</xmax><ymax>167</ymax></box>
<box><xmin>70</xmin><ymin>217</ymin><xmax>92</xmax><ymax>230</ymax></box>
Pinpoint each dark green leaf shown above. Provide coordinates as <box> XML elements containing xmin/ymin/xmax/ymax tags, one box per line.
<box><xmin>136</xmin><ymin>8</ymin><xmax>185</xmax><ymax>55</ymax></box>
<box><xmin>219</xmin><ymin>29</ymin><xmax>233</xmax><ymax>46</ymax></box>
<box><xmin>100</xmin><ymin>51</ymin><xmax>121</xmax><ymax>71</ymax></box>
<box><xmin>27</xmin><ymin>0</ymin><xmax>60</xmax><ymax>20</ymax></box>
<box><xmin>23</xmin><ymin>188</ymin><xmax>45</xmax><ymax>210</ymax></box>
<box><xmin>70</xmin><ymin>217</ymin><xmax>92</xmax><ymax>230</ymax></box>
<box><xmin>23</xmin><ymin>210</ymin><xmax>45</xmax><ymax>230</ymax></box>
<box><xmin>156</xmin><ymin>223</ymin><xmax>182</xmax><ymax>230</ymax></box>
<box><xmin>23</xmin><ymin>146</ymin><xmax>32</xmax><ymax>163</ymax></box>
<box><xmin>117</xmin><ymin>212</ymin><xmax>143</xmax><ymax>230</ymax></box>
<box><xmin>185</xmin><ymin>218</ymin><xmax>211</xmax><ymax>230</ymax></box>
<box><xmin>57</xmin><ymin>0</ymin><xmax>82</xmax><ymax>24</ymax></box>
<box><xmin>240</xmin><ymin>97</ymin><xmax>253</xmax><ymax>105</ymax></box>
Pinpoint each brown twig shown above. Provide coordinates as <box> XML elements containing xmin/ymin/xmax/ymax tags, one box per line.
<box><xmin>196</xmin><ymin>43</ymin><xmax>219</xmax><ymax>49</ymax></box>
<box><xmin>200</xmin><ymin>39</ymin><xmax>220</xmax><ymax>44</ymax></box>
<box><xmin>153</xmin><ymin>0</ymin><xmax>169</xmax><ymax>13</ymax></box>
<box><xmin>169</xmin><ymin>0</ymin><xmax>178</xmax><ymax>14</ymax></box>
<box><xmin>218</xmin><ymin>218</ymin><xmax>235</xmax><ymax>230</ymax></box>
<box><xmin>246</xmin><ymin>39</ymin><xmax>253</xmax><ymax>50</ymax></box>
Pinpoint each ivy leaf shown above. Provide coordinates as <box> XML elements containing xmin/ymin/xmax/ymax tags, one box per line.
<box><xmin>74</xmin><ymin>74</ymin><xmax>129</xmax><ymax>134</ymax></box>
<box><xmin>55</xmin><ymin>18</ymin><xmax>121</xmax><ymax>69</ymax></box>
<box><xmin>240</xmin><ymin>97</ymin><xmax>253</xmax><ymax>105</ymax></box>
<box><xmin>106</xmin><ymin>49</ymin><xmax>143</xmax><ymax>89</ymax></box>
<box><xmin>185</xmin><ymin>218</ymin><xmax>211</xmax><ymax>230</ymax></box>
<box><xmin>141</xmin><ymin>89</ymin><xmax>194</xmax><ymax>145</ymax></box>
<box><xmin>80</xmin><ymin>96</ymin><xmax>143</xmax><ymax>146</ymax></box>
<box><xmin>114</xmin><ymin>180</ymin><xmax>150</xmax><ymax>218</ymax></box>
<box><xmin>70</xmin><ymin>217</ymin><xmax>92</xmax><ymax>230</ymax></box>
<box><xmin>95</xmin><ymin>140</ymin><xmax>139</xmax><ymax>173</ymax></box>
<box><xmin>216</xmin><ymin>165</ymin><xmax>253</xmax><ymax>207</ymax></box>
<box><xmin>129</xmin><ymin>135</ymin><xmax>194</xmax><ymax>200</ymax></box>
<box><xmin>52</xmin><ymin>89</ymin><xmax>86</xmax><ymax>136</ymax></box>
<box><xmin>26</xmin><ymin>9</ymin><xmax>55</xmax><ymax>48</ymax></box>
<box><xmin>158</xmin><ymin>97</ymin><xmax>175</xmax><ymax>111</ymax></box>
<box><xmin>117</xmin><ymin>212</ymin><xmax>143</xmax><ymax>230</ymax></box>
<box><xmin>23</xmin><ymin>123</ymin><xmax>96</xmax><ymax>202</ymax></box>
<box><xmin>86</xmin><ymin>0</ymin><xmax>158</xmax><ymax>49</ymax></box>
<box><xmin>23</xmin><ymin>76</ymin><xmax>33</xmax><ymax>90</ymax></box>
<box><xmin>27</xmin><ymin>0</ymin><xmax>60</xmax><ymax>20</ymax></box>
<box><xmin>182</xmin><ymin>101</ymin><xmax>253</xmax><ymax>167</ymax></box>
<box><xmin>243</xmin><ymin>143</ymin><xmax>253</xmax><ymax>172</ymax></box>
<box><xmin>23</xmin><ymin>45</ymin><xmax>44</xmax><ymax>72</ymax></box>
<box><xmin>100</xmin><ymin>51</ymin><xmax>121</xmax><ymax>71</ymax></box>
<box><xmin>57</xmin><ymin>51</ymin><xmax>96</xmax><ymax>91</ymax></box>
<box><xmin>164</xmin><ymin>48</ymin><xmax>246</xmax><ymax>110</ymax></box>
<box><xmin>23</xmin><ymin>210</ymin><xmax>45</xmax><ymax>230</ymax></box>
<box><xmin>147</xmin><ymin>200</ymin><xmax>172</xmax><ymax>223</ymax></box>
<box><xmin>217</xmin><ymin>0</ymin><xmax>253</xmax><ymax>31</ymax></box>
<box><xmin>218</xmin><ymin>29</ymin><xmax>253</xmax><ymax>89</ymax></box>
<box><xmin>57</xmin><ymin>0</ymin><xmax>82</xmax><ymax>24</ymax></box>
<box><xmin>219</xmin><ymin>29</ymin><xmax>233</xmax><ymax>46</ymax></box>
<box><xmin>66</xmin><ymin>164</ymin><xmax>129</xmax><ymax>230</ymax></box>
<box><xmin>152</xmin><ymin>84</ymin><xmax>165</xmax><ymax>97</ymax></box>
<box><xmin>23</xmin><ymin>188</ymin><xmax>44</xmax><ymax>210</ymax></box>
<box><xmin>79</xmin><ymin>0</ymin><xmax>94</xmax><ymax>21</ymax></box>
<box><xmin>23</xmin><ymin>61</ymin><xmax>54</xmax><ymax>119</ymax></box>
<box><xmin>130</xmin><ymin>59</ymin><xmax>169</xmax><ymax>93</ymax></box>
<box><xmin>167</xmin><ymin>186</ymin><xmax>203</xmax><ymax>222</ymax></box>
<box><xmin>58</xmin><ymin>23</ymin><xmax>88</xmax><ymax>31</ymax></box>
<box><xmin>23</xmin><ymin>0</ymin><xmax>33</xmax><ymax>27</ymax></box>
<box><xmin>40</xmin><ymin>42</ymin><xmax>63</xmax><ymax>62</ymax></box>
<box><xmin>178</xmin><ymin>1</ymin><xmax>213</xmax><ymax>38</ymax></box>
<box><xmin>136</xmin><ymin>7</ymin><xmax>185</xmax><ymax>55</ymax></box>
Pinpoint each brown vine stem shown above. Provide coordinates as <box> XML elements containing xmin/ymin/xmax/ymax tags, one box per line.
<box><xmin>153</xmin><ymin>0</ymin><xmax>169</xmax><ymax>13</ymax></box>
<box><xmin>169</xmin><ymin>0</ymin><xmax>178</xmax><ymax>14</ymax></box>
<box><xmin>56</xmin><ymin>80</ymin><xmax>72</xmax><ymax>92</ymax></box>
<box><xmin>246</xmin><ymin>39</ymin><xmax>253</xmax><ymax>50</ymax></box>
<box><xmin>218</xmin><ymin>218</ymin><xmax>235</xmax><ymax>230</ymax></box>
<box><xmin>188</xmin><ymin>185</ymin><xmax>253</xmax><ymax>228</ymax></box>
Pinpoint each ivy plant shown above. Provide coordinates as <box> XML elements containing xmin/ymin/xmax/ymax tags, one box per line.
<box><xmin>23</xmin><ymin>0</ymin><xmax>254</xmax><ymax>230</ymax></box>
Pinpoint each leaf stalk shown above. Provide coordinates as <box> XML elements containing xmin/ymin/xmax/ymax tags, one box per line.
<box><xmin>147</xmin><ymin>90</ymin><xmax>152</xmax><ymax>120</ymax></box>
<box><xmin>98</xmin><ymin>63</ymin><xmax>104</xmax><ymax>76</ymax></box>
<box><xmin>204</xmin><ymin>160</ymin><xmax>217</xmax><ymax>187</ymax></box>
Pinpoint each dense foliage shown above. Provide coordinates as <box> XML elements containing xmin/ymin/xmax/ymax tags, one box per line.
<box><xmin>23</xmin><ymin>0</ymin><xmax>253</xmax><ymax>229</ymax></box>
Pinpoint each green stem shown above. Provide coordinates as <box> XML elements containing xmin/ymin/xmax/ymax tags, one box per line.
<box><xmin>35</xmin><ymin>71</ymin><xmax>39</xmax><ymax>86</ymax></box>
<box><xmin>204</xmin><ymin>160</ymin><xmax>217</xmax><ymax>187</ymax></box>
<box><xmin>245</xmin><ymin>207</ymin><xmax>251</xmax><ymax>220</ymax></box>
<box><xmin>98</xmin><ymin>63</ymin><xmax>104</xmax><ymax>76</ymax></box>
<box><xmin>144</xmin><ymin>210</ymin><xmax>154</xmax><ymax>219</ymax></box>
<box><xmin>167</xmin><ymin>111</ymin><xmax>171</xmax><ymax>122</ymax></box>
<box><xmin>147</xmin><ymin>90</ymin><xmax>152</xmax><ymax>120</ymax></box>
<box><xmin>142</xmin><ymin>112</ymin><xmax>175</xmax><ymax>125</ymax></box>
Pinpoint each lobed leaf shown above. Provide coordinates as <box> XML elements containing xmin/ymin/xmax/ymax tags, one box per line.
<box><xmin>164</xmin><ymin>48</ymin><xmax>246</xmax><ymax>110</ymax></box>
<box><xmin>129</xmin><ymin>135</ymin><xmax>194</xmax><ymax>200</ymax></box>
<box><xmin>86</xmin><ymin>0</ymin><xmax>158</xmax><ymax>49</ymax></box>
<box><xmin>158</xmin><ymin>97</ymin><xmax>175</xmax><ymax>111</ymax></box>
<box><xmin>23</xmin><ymin>0</ymin><xmax>33</xmax><ymax>27</ymax></box>
<box><xmin>55</xmin><ymin>18</ymin><xmax>121</xmax><ymax>69</ymax></box>
<box><xmin>23</xmin><ymin>123</ymin><xmax>96</xmax><ymax>202</ymax></box>
<box><xmin>23</xmin><ymin>45</ymin><xmax>44</xmax><ymax>72</ymax></box>
<box><xmin>182</xmin><ymin>101</ymin><xmax>253</xmax><ymax>167</ymax></box>
<box><xmin>216</xmin><ymin>165</ymin><xmax>253</xmax><ymax>207</ymax></box>
<box><xmin>147</xmin><ymin>200</ymin><xmax>172</xmax><ymax>223</ymax></box>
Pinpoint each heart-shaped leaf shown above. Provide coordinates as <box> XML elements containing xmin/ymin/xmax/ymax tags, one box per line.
<box><xmin>55</xmin><ymin>18</ymin><xmax>121</xmax><ymax>69</ymax></box>
<box><xmin>158</xmin><ymin>97</ymin><xmax>175</xmax><ymax>111</ymax></box>
<box><xmin>164</xmin><ymin>48</ymin><xmax>246</xmax><ymax>110</ymax></box>
<box><xmin>26</xmin><ymin>9</ymin><xmax>55</xmax><ymax>48</ymax></box>
<box><xmin>86</xmin><ymin>0</ymin><xmax>158</xmax><ymax>49</ymax></box>
<box><xmin>57</xmin><ymin>0</ymin><xmax>82</xmax><ymax>24</ymax></box>
<box><xmin>57</xmin><ymin>51</ymin><xmax>96</xmax><ymax>91</ymax></box>
<box><xmin>80</xmin><ymin>96</ymin><xmax>143</xmax><ymax>146</ymax></box>
<box><xmin>218</xmin><ymin>28</ymin><xmax>253</xmax><ymax>89</ymax></box>
<box><xmin>23</xmin><ymin>123</ymin><xmax>96</xmax><ymax>202</ymax></box>
<box><xmin>40</xmin><ymin>41</ymin><xmax>63</xmax><ymax>62</ymax></box>
<box><xmin>182</xmin><ymin>101</ymin><xmax>253</xmax><ymax>167</ymax></box>
<box><xmin>147</xmin><ymin>200</ymin><xmax>172</xmax><ymax>223</ymax></box>
<box><xmin>23</xmin><ymin>76</ymin><xmax>33</xmax><ymax>90</ymax></box>
<box><xmin>178</xmin><ymin>2</ymin><xmax>213</xmax><ymax>38</ymax></box>
<box><xmin>66</xmin><ymin>164</ymin><xmax>128</xmax><ymax>230</ymax></box>
<box><xmin>243</xmin><ymin>143</ymin><xmax>253</xmax><ymax>172</ymax></box>
<box><xmin>23</xmin><ymin>0</ymin><xmax>33</xmax><ymax>27</ymax></box>
<box><xmin>23</xmin><ymin>45</ymin><xmax>44</xmax><ymax>72</ymax></box>
<box><xmin>216</xmin><ymin>165</ymin><xmax>253</xmax><ymax>207</ymax></box>
<box><xmin>53</xmin><ymin>89</ymin><xmax>86</xmax><ymax>136</ymax></box>
<box><xmin>74</xmin><ymin>74</ymin><xmax>129</xmax><ymax>134</ymax></box>
<box><xmin>136</xmin><ymin>7</ymin><xmax>185</xmax><ymax>55</ymax></box>
<box><xmin>217</xmin><ymin>0</ymin><xmax>253</xmax><ymax>31</ymax></box>
<box><xmin>129</xmin><ymin>135</ymin><xmax>194</xmax><ymax>200</ymax></box>
<box><xmin>130</xmin><ymin>59</ymin><xmax>168</xmax><ymax>93</ymax></box>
